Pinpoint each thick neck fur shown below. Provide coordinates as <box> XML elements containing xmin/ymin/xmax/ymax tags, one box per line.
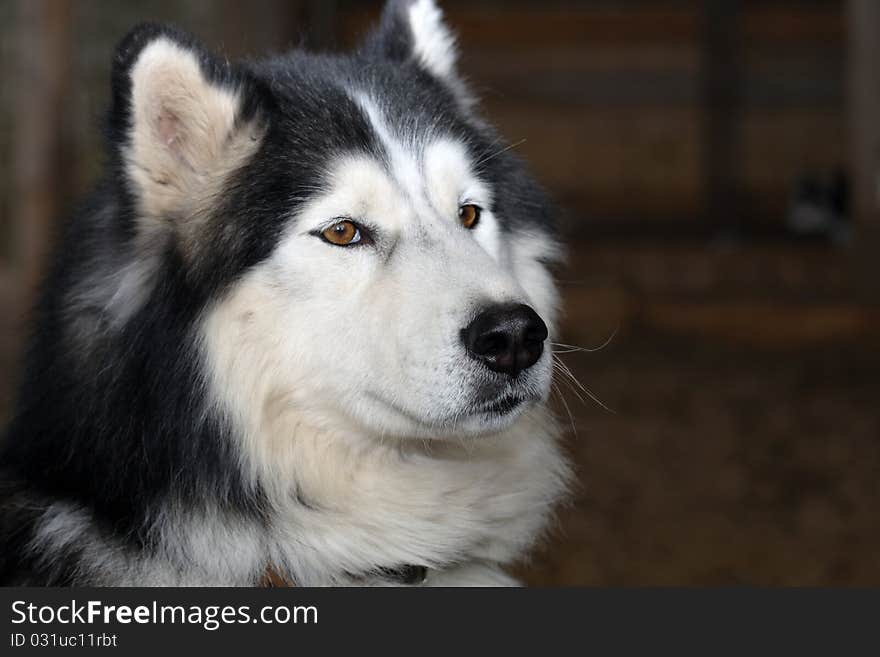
<box><xmin>253</xmin><ymin>405</ymin><xmax>568</xmax><ymax>586</ymax></box>
<box><xmin>16</xmin><ymin>380</ymin><xmax>568</xmax><ymax>585</ymax></box>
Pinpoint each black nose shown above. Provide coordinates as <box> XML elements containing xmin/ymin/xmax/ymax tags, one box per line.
<box><xmin>461</xmin><ymin>304</ymin><xmax>548</xmax><ymax>377</ymax></box>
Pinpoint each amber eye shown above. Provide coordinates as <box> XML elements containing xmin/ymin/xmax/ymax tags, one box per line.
<box><xmin>459</xmin><ymin>204</ymin><xmax>481</xmax><ymax>229</ymax></box>
<box><xmin>320</xmin><ymin>220</ymin><xmax>361</xmax><ymax>246</ymax></box>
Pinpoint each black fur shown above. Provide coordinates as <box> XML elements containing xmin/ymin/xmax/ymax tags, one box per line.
<box><xmin>0</xmin><ymin>7</ymin><xmax>556</xmax><ymax>585</ymax></box>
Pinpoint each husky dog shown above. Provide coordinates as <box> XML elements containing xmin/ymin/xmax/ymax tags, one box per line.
<box><xmin>0</xmin><ymin>0</ymin><xmax>570</xmax><ymax>586</ymax></box>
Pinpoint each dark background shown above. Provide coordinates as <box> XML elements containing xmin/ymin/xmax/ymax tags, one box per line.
<box><xmin>1</xmin><ymin>0</ymin><xmax>878</xmax><ymax>585</ymax></box>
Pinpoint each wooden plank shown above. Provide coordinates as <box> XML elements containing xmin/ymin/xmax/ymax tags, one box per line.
<box><xmin>560</xmin><ymin>241</ymin><xmax>880</xmax><ymax>346</ymax></box>
<box><xmin>743</xmin><ymin>5</ymin><xmax>845</xmax><ymax>46</ymax></box>
<box><xmin>847</xmin><ymin>0</ymin><xmax>880</xmax><ymax>229</ymax></box>
<box><xmin>0</xmin><ymin>266</ymin><xmax>24</xmax><ymax>421</ymax></box>
<box><xmin>642</xmin><ymin>301</ymin><xmax>880</xmax><ymax>347</ymax></box>
<box><xmin>702</xmin><ymin>0</ymin><xmax>742</xmax><ymax>230</ymax></box>
<box><xmin>11</xmin><ymin>0</ymin><xmax>72</xmax><ymax>296</ymax></box>
<box><xmin>561</xmin><ymin>287</ymin><xmax>880</xmax><ymax>348</ymax></box>
<box><xmin>563</xmin><ymin>243</ymin><xmax>871</xmax><ymax>300</ymax></box>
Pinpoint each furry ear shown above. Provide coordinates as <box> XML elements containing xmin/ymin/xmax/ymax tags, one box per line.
<box><xmin>109</xmin><ymin>24</ymin><xmax>265</xmax><ymax>246</ymax></box>
<box><xmin>363</xmin><ymin>0</ymin><xmax>468</xmax><ymax>100</ymax></box>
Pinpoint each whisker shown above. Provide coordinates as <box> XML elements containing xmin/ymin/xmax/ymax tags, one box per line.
<box><xmin>550</xmin><ymin>381</ymin><xmax>578</xmax><ymax>438</ymax></box>
<box><xmin>553</xmin><ymin>354</ymin><xmax>616</xmax><ymax>414</ymax></box>
<box><xmin>473</xmin><ymin>138</ymin><xmax>527</xmax><ymax>168</ymax></box>
<box><xmin>552</xmin><ymin>360</ymin><xmax>586</xmax><ymax>406</ymax></box>
<box><xmin>551</xmin><ymin>327</ymin><xmax>618</xmax><ymax>354</ymax></box>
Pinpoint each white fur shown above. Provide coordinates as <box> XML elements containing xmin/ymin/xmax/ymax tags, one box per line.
<box><xmin>196</xmin><ymin>98</ymin><xmax>570</xmax><ymax>585</ymax></box>
<box><xmin>355</xmin><ymin>94</ymin><xmax>501</xmax><ymax>261</ymax></box>
<box><xmin>407</xmin><ymin>0</ymin><xmax>458</xmax><ymax>80</ymax></box>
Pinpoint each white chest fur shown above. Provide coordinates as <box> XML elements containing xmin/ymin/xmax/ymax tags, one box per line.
<box><xmin>261</xmin><ymin>405</ymin><xmax>570</xmax><ymax>586</ymax></box>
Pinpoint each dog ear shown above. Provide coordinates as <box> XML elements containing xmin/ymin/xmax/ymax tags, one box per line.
<box><xmin>109</xmin><ymin>24</ymin><xmax>265</xmax><ymax>247</ymax></box>
<box><xmin>363</xmin><ymin>1</ymin><xmax>471</xmax><ymax>104</ymax></box>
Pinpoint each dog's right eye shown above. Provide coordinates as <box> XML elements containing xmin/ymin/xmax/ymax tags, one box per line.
<box><xmin>319</xmin><ymin>220</ymin><xmax>363</xmax><ymax>246</ymax></box>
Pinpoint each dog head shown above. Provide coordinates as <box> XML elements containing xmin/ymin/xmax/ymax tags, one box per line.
<box><xmin>108</xmin><ymin>1</ymin><xmax>561</xmax><ymax>442</ymax></box>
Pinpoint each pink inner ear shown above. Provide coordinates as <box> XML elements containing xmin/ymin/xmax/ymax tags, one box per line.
<box><xmin>155</xmin><ymin>107</ymin><xmax>181</xmax><ymax>149</ymax></box>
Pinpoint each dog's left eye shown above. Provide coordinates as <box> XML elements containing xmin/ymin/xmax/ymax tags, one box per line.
<box><xmin>320</xmin><ymin>220</ymin><xmax>362</xmax><ymax>246</ymax></box>
<box><xmin>459</xmin><ymin>204</ymin><xmax>481</xmax><ymax>229</ymax></box>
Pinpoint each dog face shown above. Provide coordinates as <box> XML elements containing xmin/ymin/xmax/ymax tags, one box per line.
<box><xmin>111</xmin><ymin>1</ymin><xmax>560</xmax><ymax>441</ymax></box>
<box><xmin>230</xmin><ymin>137</ymin><xmax>555</xmax><ymax>438</ymax></box>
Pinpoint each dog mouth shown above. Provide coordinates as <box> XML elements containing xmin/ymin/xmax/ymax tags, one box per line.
<box><xmin>478</xmin><ymin>393</ymin><xmax>526</xmax><ymax>416</ymax></box>
<box><xmin>366</xmin><ymin>388</ymin><xmax>533</xmax><ymax>430</ymax></box>
<box><xmin>364</xmin><ymin>374</ymin><xmax>545</xmax><ymax>434</ymax></box>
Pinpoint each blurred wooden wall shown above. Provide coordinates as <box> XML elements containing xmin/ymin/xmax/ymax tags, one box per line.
<box><xmin>0</xmin><ymin>0</ymin><xmax>871</xmax><ymax>416</ymax></box>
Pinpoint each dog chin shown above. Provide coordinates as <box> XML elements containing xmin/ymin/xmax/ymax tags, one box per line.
<box><xmin>354</xmin><ymin>391</ymin><xmax>539</xmax><ymax>440</ymax></box>
<box><xmin>450</xmin><ymin>402</ymin><xmax>533</xmax><ymax>436</ymax></box>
